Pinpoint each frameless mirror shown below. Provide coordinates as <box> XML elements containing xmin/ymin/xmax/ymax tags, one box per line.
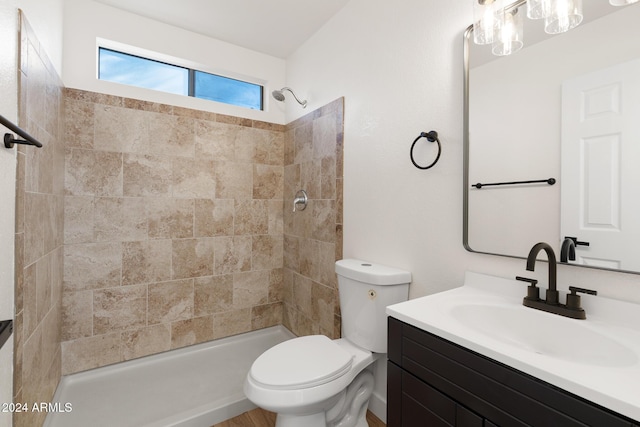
<box><xmin>463</xmin><ymin>0</ymin><xmax>640</xmax><ymax>273</ymax></box>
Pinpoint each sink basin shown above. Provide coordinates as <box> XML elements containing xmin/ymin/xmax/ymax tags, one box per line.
<box><xmin>449</xmin><ymin>304</ymin><xmax>638</xmax><ymax>367</ymax></box>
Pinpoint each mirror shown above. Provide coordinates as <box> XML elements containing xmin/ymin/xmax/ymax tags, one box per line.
<box><xmin>464</xmin><ymin>0</ymin><xmax>640</xmax><ymax>273</ymax></box>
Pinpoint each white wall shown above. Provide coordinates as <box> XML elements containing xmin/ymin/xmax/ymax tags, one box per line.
<box><xmin>288</xmin><ymin>0</ymin><xmax>640</xmax><ymax>418</ymax></box>
<box><xmin>0</xmin><ymin>1</ymin><xmax>18</xmax><ymax>424</ymax></box>
<box><xmin>63</xmin><ymin>0</ymin><xmax>288</xmax><ymax>124</ymax></box>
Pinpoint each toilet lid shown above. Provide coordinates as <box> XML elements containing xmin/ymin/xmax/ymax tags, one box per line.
<box><xmin>249</xmin><ymin>335</ymin><xmax>353</xmax><ymax>390</ymax></box>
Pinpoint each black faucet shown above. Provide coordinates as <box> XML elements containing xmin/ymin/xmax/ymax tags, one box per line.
<box><xmin>516</xmin><ymin>242</ymin><xmax>597</xmax><ymax>319</ymax></box>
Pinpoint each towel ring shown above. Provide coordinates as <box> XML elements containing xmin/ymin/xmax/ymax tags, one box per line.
<box><xmin>410</xmin><ymin>130</ymin><xmax>441</xmax><ymax>170</ymax></box>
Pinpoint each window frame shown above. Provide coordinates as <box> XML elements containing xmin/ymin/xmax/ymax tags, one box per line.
<box><xmin>98</xmin><ymin>46</ymin><xmax>264</xmax><ymax>111</ymax></box>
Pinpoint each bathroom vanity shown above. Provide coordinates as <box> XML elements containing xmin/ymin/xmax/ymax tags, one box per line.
<box><xmin>386</xmin><ymin>272</ymin><xmax>640</xmax><ymax>426</ymax></box>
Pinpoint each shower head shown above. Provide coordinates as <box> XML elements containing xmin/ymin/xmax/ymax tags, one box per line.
<box><xmin>272</xmin><ymin>87</ymin><xmax>307</xmax><ymax>108</ymax></box>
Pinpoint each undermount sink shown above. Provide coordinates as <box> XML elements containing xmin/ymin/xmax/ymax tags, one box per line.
<box><xmin>449</xmin><ymin>304</ymin><xmax>638</xmax><ymax>367</ymax></box>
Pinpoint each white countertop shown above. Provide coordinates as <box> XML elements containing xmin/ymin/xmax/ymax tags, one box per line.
<box><xmin>386</xmin><ymin>271</ymin><xmax>640</xmax><ymax>422</ymax></box>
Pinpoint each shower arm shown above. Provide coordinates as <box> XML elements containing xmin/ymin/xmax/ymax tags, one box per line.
<box><xmin>279</xmin><ymin>87</ymin><xmax>307</xmax><ymax>108</ymax></box>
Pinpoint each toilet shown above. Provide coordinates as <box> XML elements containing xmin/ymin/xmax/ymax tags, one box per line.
<box><xmin>244</xmin><ymin>259</ymin><xmax>411</xmax><ymax>427</ymax></box>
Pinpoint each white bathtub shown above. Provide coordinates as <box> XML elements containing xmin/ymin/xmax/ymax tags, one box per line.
<box><xmin>45</xmin><ymin>326</ymin><xmax>294</xmax><ymax>427</ymax></box>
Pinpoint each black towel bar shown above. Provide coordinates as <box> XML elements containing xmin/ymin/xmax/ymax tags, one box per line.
<box><xmin>0</xmin><ymin>319</ymin><xmax>12</xmax><ymax>352</ymax></box>
<box><xmin>0</xmin><ymin>113</ymin><xmax>43</xmax><ymax>148</ymax></box>
<box><xmin>472</xmin><ymin>178</ymin><xmax>556</xmax><ymax>189</ymax></box>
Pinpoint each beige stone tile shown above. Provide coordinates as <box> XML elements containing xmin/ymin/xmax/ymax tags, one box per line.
<box><xmin>36</xmin><ymin>254</ymin><xmax>52</xmax><ymax>323</ymax></box>
<box><xmin>93</xmin><ymin>285</ymin><xmax>147</xmax><ymax>334</ymax></box>
<box><xmin>300</xmin><ymin>160</ymin><xmax>321</xmax><ymax>199</ymax></box>
<box><xmin>234</xmin><ymin>200</ymin><xmax>268</xmax><ymax>235</ymax></box>
<box><xmin>292</xmin><ymin>273</ymin><xmax>313</xmax><ymax>316</ymax></box>
<box><xmin>94</xmin><ymin>197</ymin><xmax>148</xmax><ymax>242</ymax></box>
<box><xmin>24</xmin><ymin>192</ymin><xmax>46</xmax><ymax>265</ymax></box>
<box><xmin>122</xmin><ymin>240</ymin><xmax>172</xmax><ymax>285</ymax></box>
<box><xmin>311</xmin><ymin>199</ymin><xmax>336</xmax><ymax>243</ymax></box>
<box><xmin>64</xmin><ymin>98</ymin><xmax>95</xmax><ymax>149</ymax></box>
<box><xmin>213</xmin><ymin>308</ymin><xmax>251</xmax><ymax>339</ymax></box>
<box><xmin>313</xmin><ymin>113</ymin><xmax>338</xmax><ymax>160</ymax></box>
<box><xmin>312</xmin><ymin>282</ymin><xmax>336</xmax><ymax>333</ymax></box>
<box><xmin>215</xmin><ymin>161</ymin><xmax>252</xmax><ymax>200</ymax></box>
<box><xmin>64</xmin><ymin>196</ymin><xmax>95</xmax><ymax>244</ymax></box>
<box><xmin>195</xmin><ymin>120</ymin><xmax>238</xmax><ymax>161</ymax></box>
<box><xmin>62</xmin><ymin>290</ymin><xmax>93</xmax><ymax>341</ymax></box>
<box><xmin>321</xmin><ymin>157</ymin><xmax>337</xmax><ymax>200</ymax></box>
<box><xmin>299</xmin><ymin>238</ymin><xmax>318</xmax><ymax>279</ymax></box>
<box><xmin>148</xmin><ymin>279</ymin><xmax>194</xmax><ymax>324</ymax></box>
<box><xmin>61</xmin><ymin>333</ymin><xmax>122</xmax><ymax>375</ymax></box>
<box><xmin>284</xmin><ymin>128</ymin><xmax>295</xmax><ymax>166</ymax></box>
<box><xmin>14</xmin><ymin>232</ymin><xmax>24</xmax><ymax>314</ymax></box>
<box><xmin>194</xmin><ymin>199</ymin><xmax>234</xmax><ymax>237</ymax></box>
<box><xmin>22</xmin><ymin>260</ymin><xmax>38</xmax><ymax>342</ymax></box>
<box><xmin>213</xmin><ymin>236</ymin><xmax>252</xmax><ymax>275</ymax></box>
<box><xmin>122</xmin><ymin>324</ymin><xmax>171</xmax><ymax>360</ymax></box>
<box><xmin>194</xmin><ymin>275</ymin><xmax>233</xmax><ymax>316</ymax></box>
<box><xmin>123</xmin><ymin>153</ymin><xmax>173</xmax><ymax>197</ymax></box>
<box><xmin>269</xmin><ymin>268</ymin><xmax>284</xmax><ymax>303</ymax></box>
<box><xmin>253</xmin><ymin>165</ymin><xmax>284</xmax><ymax>200</ymax></box>
<box><xmin>147</xmin><ymin>198</ymin><xmax>194</xmax><ymax>239</ymax></box>
<box><xmin>172</xmin><ymin>238</ymin><xmax>214</xmax><ymax>279</ymax></box>
<box><xmin>65</xmin><ymin>148</ymin><xmax>123</xmax><ymax>197</ymax></box>
<box><xmin>63</xmin><ymin>242</ymin><xmax>122</xmax><ymax>291</ymax></box>
<box><xmin>252</xmin><ymin>235</ymin><xmax>283</xmax><ymax>270</ymax></box>
<box><xmin>293</xmin><ymin>123</ymin><xmax>313</xmax><ymax>164</ymax></box>
<box><xmin>251</xmin><ymin>303</ymin><xmax>283</xmax><ymax>330</ymax></box>
<box><xmin>233</xmin><ymin>271</ymin><xmax>269</xmax><ymax>308</ymax></box>
<box><xmin>170</xmin><ymin>315</ymin><xmax>214</xmax><ymax>349</ymax></box>
<box><xmin>317</xmin><ymin>241</ymin><xmax>337</xmax><ymax>288</ymax></box>
<box><xmin>149</xmin><ymin>114</ymin><xmax>195</xmax><ymax>157</ymax></box>
<box><xmin>94</xmin><ymin>105</ymin><xmax>150</xmax><ymax>153</ymax></box>
<box><xmin>254</xmin><ymin>129</ymin><xmax>285</xmax><ymax>166</ymax></box>
<box><xmin>21</xmin><ymin>326</ymin><xmax>43</xmax><ymax>405</ymax></box>
<box><xmin>172</xmin><ymin>157</ymin><xmax>216</xmax><ymax>199</ymax></box>
<box><xmin>283</xmin><ymin>234</ymin><xmax>299</xmax><ymax>271</ymax></box>
<box><xmin>268</xmin><ymin>199</ymin><xmax>284</xmax><ymax>235</ymax></box>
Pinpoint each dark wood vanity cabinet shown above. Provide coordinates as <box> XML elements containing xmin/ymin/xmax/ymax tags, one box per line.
<box><xmin>387</xmin><ymin>317</ymin><xmax>639</xmax><ymax>427</ymax></box>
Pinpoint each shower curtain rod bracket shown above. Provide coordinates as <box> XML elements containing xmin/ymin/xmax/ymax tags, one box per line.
<box><xmin>1</xmin><ymin>113</ymin><xmax>43</xmax><ymax>148</ymax></box>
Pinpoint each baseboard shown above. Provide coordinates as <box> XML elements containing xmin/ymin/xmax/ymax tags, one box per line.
<box><xmin>368</xmin><ymin>391</ymin><xmax>386</xmax><ymax>423</ymax></box>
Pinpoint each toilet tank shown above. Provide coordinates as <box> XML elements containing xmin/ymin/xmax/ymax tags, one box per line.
<box><xmin>335</xmin><ymin>259</ymin><xmax>411</xmax><ymax>353</ymax></box>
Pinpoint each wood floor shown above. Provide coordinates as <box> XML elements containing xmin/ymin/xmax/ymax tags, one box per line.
<box><xmin>212</xmin><ymin>407</ymin><xmax>386</xmax><ymax>427</ymax></box>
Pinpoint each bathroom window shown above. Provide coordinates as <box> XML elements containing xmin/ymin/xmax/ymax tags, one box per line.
<box><xmin>98</xmin><ymin>48</ymin><xmax>263</xmax><ymax>110</ymax></box>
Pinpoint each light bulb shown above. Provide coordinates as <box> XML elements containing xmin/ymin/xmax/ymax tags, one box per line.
<box><xmin>492</xmin><ymin>7</ymin><xmax>524</xmax><ymax>56</ymax></box>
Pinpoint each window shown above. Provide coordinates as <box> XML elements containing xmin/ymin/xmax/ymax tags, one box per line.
<box><xmin>98</xmin><ymin>48</ymin><xmax>263</xmax><ymax>110</ymax></box>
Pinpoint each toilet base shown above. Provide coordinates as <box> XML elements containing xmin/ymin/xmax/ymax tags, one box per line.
<box><xmin>273</xmin><ymin>369</ymin><xmax>374</xmax><ymax>427</ymax></box>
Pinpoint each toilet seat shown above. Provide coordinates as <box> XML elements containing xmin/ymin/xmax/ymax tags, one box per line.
<box><xmin>249</xmin><ymin>335</ymin><xmax>353</xmax><ymax>390</ymax></box>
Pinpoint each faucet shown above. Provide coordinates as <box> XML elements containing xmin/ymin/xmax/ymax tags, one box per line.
<box><xmin>517</xmin><ymin>242</ymin><xmax>597</xmax><ymax>319</ymax></box>
<box><xmin>560</xmin><ymin>238</ymin><xmax>576</xmax><ymax>263</ymax></box>
<box><xmin>526</xmin><ymin>242</ymin><xmax>559</xmax><ymax>305</ymax></box>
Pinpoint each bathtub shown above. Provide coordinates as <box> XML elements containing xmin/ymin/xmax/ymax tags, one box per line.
<box><xmin>45</xmin><ymin>326</ymin><xmax>294</xmax><ymax>427</ymax></box>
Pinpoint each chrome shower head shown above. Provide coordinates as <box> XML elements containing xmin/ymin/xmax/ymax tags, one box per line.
<box><xmin>271</xmin><ymin>87</ymin><xmax>307</xmax><ymax>108</ymax></box>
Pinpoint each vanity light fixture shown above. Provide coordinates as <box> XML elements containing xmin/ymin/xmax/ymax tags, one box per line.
<box><xmin>473</xmin><ymin>0</ymin><xmax>636</xmax><ymax>56</ymax></box>
<box><xmin>473</xmin><ymin>0</ymin><xmax>499</xmax><ymax>44</ymax></box>
<box><xmin>492</xmin><ymin>6</ymin><xmax>524</xmax><ymax>56</ymax></box>
<box><xmin>544</xmin><ymin>0</ymin><xmax>583</xmax><ymax>34</ymax></box>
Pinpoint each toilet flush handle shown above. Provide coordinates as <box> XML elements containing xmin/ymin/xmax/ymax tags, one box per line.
<box><xmin>293</xmin><ymin>190</ymin><xmax>308</xmax><ymax>212</ymax></box>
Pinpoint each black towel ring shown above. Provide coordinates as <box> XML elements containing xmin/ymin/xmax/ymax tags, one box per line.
<box><xmin>410</xmin><ymin>130</ymin><xmax>441</xmax><ymax>170</ymax></box>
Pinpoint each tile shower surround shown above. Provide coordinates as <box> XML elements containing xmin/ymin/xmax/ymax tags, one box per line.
<box><xmin>13</xmin><ymin>13</ymin><xmax>65</xmax><ymax>427</ymax></box>
<box><xmin>60</xmin><ymin>90</ymin><xmax>344</xmax><ymax>375</ymax></box>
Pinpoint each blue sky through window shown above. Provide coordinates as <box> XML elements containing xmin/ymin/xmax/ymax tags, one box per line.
<box><xmin>98</xmin><ymin>48</ymin><xmax>264</xmax><ymax>110</ymax></box>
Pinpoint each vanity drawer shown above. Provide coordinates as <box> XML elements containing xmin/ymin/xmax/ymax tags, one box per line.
<box><xmin>388</xmin><ymin>317</ymin><xmax>638</xmax><ymax>427</ymax></box>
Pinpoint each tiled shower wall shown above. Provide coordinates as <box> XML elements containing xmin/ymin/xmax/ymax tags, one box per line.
<box><xmin>13</xmin><ymin>13</ymin><xmax>65</xmax><ymax>427</ymax></box>
<box><xmin>61</xmin><ymin>89</ymin><xmax>287</xmax><ymax>374</ymax></box>
<box><xmin>282</xmin><ymin>99</ymin><xmax>344</xmax><ymax>339</ymax></box>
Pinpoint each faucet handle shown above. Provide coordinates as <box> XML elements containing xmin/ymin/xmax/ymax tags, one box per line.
<box><xmin>516</xmin><ymin>276</ymin><xmax>540</xmax><ymax>300</ymax></box>
<box><xmin>566</xmin><ymin>286</ymin><xmax>597</xmax><ymax>310</ymax></box>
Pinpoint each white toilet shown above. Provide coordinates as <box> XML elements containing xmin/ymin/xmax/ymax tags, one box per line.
<box><xmin>244</xmin><ymin>259</ymin><xmax>411</xmax><ymax>427</ymax></box>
